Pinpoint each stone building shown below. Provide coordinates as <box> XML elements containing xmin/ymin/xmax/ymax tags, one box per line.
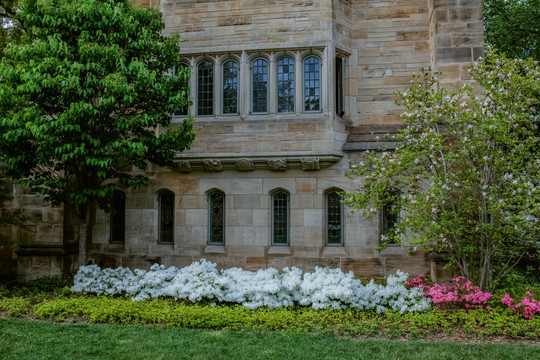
<box><xmin>1</xmin><ymin>0</ymin><xmax>484</xmax><ymax>281</ymax></box>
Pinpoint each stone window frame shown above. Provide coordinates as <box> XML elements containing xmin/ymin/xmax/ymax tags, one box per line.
<box><xmin>270</xmin><ymin>188</ymin><xmax>290</xmax><ymax>246</ymax></box>
<box><xmin>207</xmin><ymin>189</ymin><xmax>226</xmax><ymax>245</ymax></box>
<box><xmin>324</xmin><ymin>188</ymin><xmax>344</xmax><ymax>247</ymax></box>
<box><xmin>157</xmin><ymin>189</ymin><xmax>175</xmax><ymax>244</ymax></box>
<box><xmin>110</xmin><ymin>189</ymin><xmax>126</xmax><ymax>244</ymax></box>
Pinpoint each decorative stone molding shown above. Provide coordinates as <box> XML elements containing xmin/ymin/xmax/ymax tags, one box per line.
<box><xmin>174</xmin><ymin>152</ymin><xmax>342</xmax><ymax>172</ymax></box>
<box><xmin>202</xmin><ymin>159</ymin><xmax>223</xmax><ymax>172</ymax></box>
<box><xmin>267</xmin><ymin>158</ymin><xmax>287</xmax><ymax>171</ymax></box>
<box><xmin>235</xmin><ymin>158</ymin><xmax>254</xmax><ymax>171</ymax></box>
<box><xmin>176</xmin><ymin>160</ymin><xmax>192</xmax><ymax>173</ymax></box>
<box><xmin>301</xmin><ymin>157</ymin><xmax>320</xmax><ymax>171</ymax></box>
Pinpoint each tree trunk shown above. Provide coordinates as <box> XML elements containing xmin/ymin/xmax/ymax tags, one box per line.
<box><xmin>76</xmin><ymin>203</ymin><xmax>92</xmax><ymax>268</ymax></box>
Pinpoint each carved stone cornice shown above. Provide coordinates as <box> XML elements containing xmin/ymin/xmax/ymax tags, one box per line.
<box><xmin>173</xmin><ymin>152</ymin><xmax>343</xmax><ymax>172</ymax></box>
<box><xmin>300</xmin><ymin>157</ymin><xmax>320</xmax><ymax>171</ymax></box>
<box><xmin>202</xmin><ymin>159</ymin><xmax>223</xmax><ymax>172</ymax></box>
<box><xmin>235</xmin><ymin>158</ymin><xmax>254</xmax><ymax>171</ymax></box>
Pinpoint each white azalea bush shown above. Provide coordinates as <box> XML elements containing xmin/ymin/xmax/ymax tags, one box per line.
<box><xmin>71</xmin><ymin>259</ymin><xmax>430</xmax><ymax>313</ymax></box>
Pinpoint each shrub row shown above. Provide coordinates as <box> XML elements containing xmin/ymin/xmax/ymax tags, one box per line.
<box><xmin>71</xmin><ymin>260</ymin><xmax>430</xmax><ymax>312</ymax></box>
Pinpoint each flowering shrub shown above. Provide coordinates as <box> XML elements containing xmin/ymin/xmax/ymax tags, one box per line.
<box><xmin>406</xmin><ymin>274</ymin><xmax>492</xmax><ymax>311</ymax></box>
<box><xmin>71</xmin><ymin>260</ymin><xmax>431</xmax><ymax>312</ymax></box>
<box><xmin>344</xmin><ymin>51</ymin><xmax>540</xmax><ymax>291</ymax></box>
<box><xmin>501</xmin><ymin>292</ymin><xmax>540</xmax><ymax>319</ymax></box>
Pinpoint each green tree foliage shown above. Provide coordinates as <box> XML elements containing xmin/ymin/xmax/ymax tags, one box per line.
<box><xmin>345</xmin><ymin>51</ymin><xmax>540</xmax><ymax>291</ymax></box>
<box><xmin>0</xmin><ymin>0</ymin><xmax>23</xmax><ymax>57</ymax></box>
<box><xmin>484</xmin><ymin>0</ymin><xmax>540</xmax><ymax>60</ymax></box>
<box><xmin>0</xmin><ymin>0</ymin><xmax>195</xmax><ymax>265</ymax></box>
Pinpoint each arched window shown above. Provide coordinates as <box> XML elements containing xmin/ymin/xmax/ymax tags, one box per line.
<box><xmin>158</xmin><ymin>190</ymin><xmax>175</xmax><ymax>244</ymax></box>
<box><xmin>271</xmin><ymin>189</ymin><xmax>289</xmax><ymax>245</ymax></box>
<box><xmin>222</xmin><ymin>60</ymin><xmax>239</xmax><ymax>115</ymax></box>
<box><xmin>251</xmin><ymin>58</ymin><xmax>268</xmax><ymax>113</ymax></box>
<box><xmin>325</xmin><ymin>190</ymin><xmax>343</xmax><ymax>246</ymax></box>
<box><xmin>303</xmin><ymin>56</ymin><xmax>321</xmax><ymax>112</ymax></box>
<box><xmin>208</xmin><ymin>190</ymin><xmax>225</xmax><ymax>244</ymax></box>
<box><xmin>110</xmin><ymin>190</ymin><xmax>126</xmax><ymax>244</ymax></box>
<box><xmin>277</xmin><ymin>56</ymin><xmax>295</xmax><ymax>113</ymax></box>
<box><xmin>197</xmin><ymin>60</ymin><xmax>214</xmax><ymax>115</ymax></box>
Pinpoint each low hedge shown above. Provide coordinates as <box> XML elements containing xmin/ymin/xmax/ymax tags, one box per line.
<box><xmin>0</xmin><ymin>296</ymin><xmax>529</xmax><ymax>339</ymax></box>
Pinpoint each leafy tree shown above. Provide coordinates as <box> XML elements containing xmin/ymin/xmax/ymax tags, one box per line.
<box><xmin>484</xmin><ymin>0</ymin><xmax>540</xmax><ymax>60</ymax></box>
<box><xmin>0</xmin><ymin>0</ymin><xmax>195</xmax><ymax>266</ymax></box>
<box><xmin>345</xmin><ymin>51</ymin><xmax>540</xmax><ymax>291</ymax></box>
<box><xmin>0</xmin><ymin>0</ymin><xmax>23</xmax><ymax>57</ymax></box>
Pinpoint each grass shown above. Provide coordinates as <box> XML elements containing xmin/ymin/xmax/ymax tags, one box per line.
<box><xmin>1</xmin><ymin>317</ymin><xmax>539</xmax><ymax>360</ymax></box>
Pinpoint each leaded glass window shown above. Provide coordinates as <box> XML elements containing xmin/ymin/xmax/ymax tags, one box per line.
<box><xmin>277</xmin><ymin>57</ymin><xmax>295</xmax><ymax>113</ymax></box>
<box><xmin>110</xmin><ymin>190</ymin><xmax>126</xmax><ymax>244</ymax></box>
<box><xmin>326</xmin><ymin>190</ymin><xmax>343</xmax><ymax>246</ymax></box>
<box><xmin>159</xmin><ymin>190</ymin><xmax>174</xmax><ymax>244</ymax></box>
<box><xmin>303</xmin><ymin>56</ymin><xmax>321</xmax><ymax>112</ymax></box>
<box><xmin>271</xmin><ymin>190</ymin><xmax>289</xmax><ymax>245</ymax></box>
<box><xmin>222</xmin><ymin>60</ymin><xmax>238</xmax><ymax>115</ymax></box>
<box><xmin>197</xmin><ymin>60</ymin><xmax>214</xmax><ymax>116</ymax></box>
<box><xmin>251</xmin><ymin>58</ymin><xmax>268</xmax><ymax>113</ymax></box>
<box><xmin>208</xmin><ymin>190</ymin><xmax>225</xmax><ymax>244</ymax></box>
<box><xmin>335</xmin><ymin>56</ymin><xmax>344</xmax><ymax>116</ymax></box>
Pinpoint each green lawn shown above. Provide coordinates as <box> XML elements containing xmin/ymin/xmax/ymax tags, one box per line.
<box><xmin>1</xmin><ymin>318</ymin><xmax>538</xmax><ymax>360</ymax></box>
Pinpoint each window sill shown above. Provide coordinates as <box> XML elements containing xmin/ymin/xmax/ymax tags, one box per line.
<box><xmin>322</xmin><ymin>246</ymin><xmax>346</xmax><ymax>257</ymax></box>
<box><xmin>204</xmin><ymin>245</ymin><xmax>226</xmax><ymax>254</ymax></box>
<box><xmin>268</xmin><ymin>246</ymin><xmax>291</xmax><ymax>255</ymax></box>
<box><xmin>104</xmin><ymin>243</ymin><xmax>125</xmax><ymax>253</ymax></box>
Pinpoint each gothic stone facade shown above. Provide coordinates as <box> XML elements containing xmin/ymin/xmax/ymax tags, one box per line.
<box><xmin>2</xmin><ymin>0</ymin><xmax>484</xmax><ymax>281</ymax></box>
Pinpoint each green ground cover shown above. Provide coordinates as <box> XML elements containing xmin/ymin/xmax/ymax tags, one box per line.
<box><xmin>1</xmin><ymin>317</ymin><xmax>539</xmax><ymax>360</ymax></box>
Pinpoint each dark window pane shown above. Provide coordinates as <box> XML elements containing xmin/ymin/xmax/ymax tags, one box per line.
<box><xmin>304</xmin><ymin>56</ymin><xmax>321</xmax><ymax>112</ymax></box>
<box><xmin>326</xmin><ymin>191</ymin><xmax>343</xmax><ymax>245</ymax></box>
<box><xmin>209</xmin><ymin>191</ymin><xmax>225</xmax><ymax>244</ymax></box>
<box><xmin>159</xmin><ymin>192</ymin><xmax>174</xmax><ymax>243</ymax></box>
<box><xmin>277</xmin><ymin>57</ymin><xmax>295</xmax><ymax>113</ymax></box>
<box><xmin>222</xmin><ymin>61</ymin><xmax>238</xmax><ymax>114</ymax></box>
<box><xmin>272</xmin><ymin>191</ymin><xmax>289</xmax><ymax>245</ymax></box>
<box><xmin>197</xmin><ymin>61</ymin><xmax>214</xmax><ymax>116</ymax></box>
<box><xmin>252</xmin><ymin>58</ymin><xmax>268</xmax><ymax>113</ymax></box>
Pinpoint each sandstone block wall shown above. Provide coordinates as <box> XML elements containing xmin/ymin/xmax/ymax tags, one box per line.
<box><xmin>8</xmin><ymin>0</ymin><xmax>482</xmax><ymax>281</ymax></box>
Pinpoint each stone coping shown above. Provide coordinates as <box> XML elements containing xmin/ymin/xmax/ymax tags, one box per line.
<box><xmin>16</xmin><ymin>243</ymin><xmax>78</xmax><ymax>256</ymax></box>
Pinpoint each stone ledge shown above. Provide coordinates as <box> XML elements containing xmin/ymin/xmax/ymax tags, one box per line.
<box><xmin>267</xmin><ymin>246</ymin><xmax>291</xmax><ymax>255</ymax></box>
<box><xmin>321</xmin><ymin>246</ymin><xmax>347</xmax><ymax>257</ymax></box>
<box><xmin>16</xmin><ymin>243</ymin><xmax>78</xmax><ymax>257</ymax></box>
<box><xmin>204</xmin><ymin>245</ymin><xmax>226</xmax><ymax>254</ymax></box>
<box><xmin>343</xmin><ymin>141</ymin><xmax>397</xmax><ymax>151</ymax></box>
<box><xmin>173</xmin><ymin>152</ymin><xmax>343</xmax><ymax>172</ymax></box>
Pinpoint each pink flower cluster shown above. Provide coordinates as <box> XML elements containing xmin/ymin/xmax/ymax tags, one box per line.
<box><xmin>501</xmin><ymin>292</ymin><xmax>540</xmax><ymax>320</ymax></box>
<box><xmin>406</xmin><ymin>274</ymin><xmax>493</xmax><ymax>311</ymax></box>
